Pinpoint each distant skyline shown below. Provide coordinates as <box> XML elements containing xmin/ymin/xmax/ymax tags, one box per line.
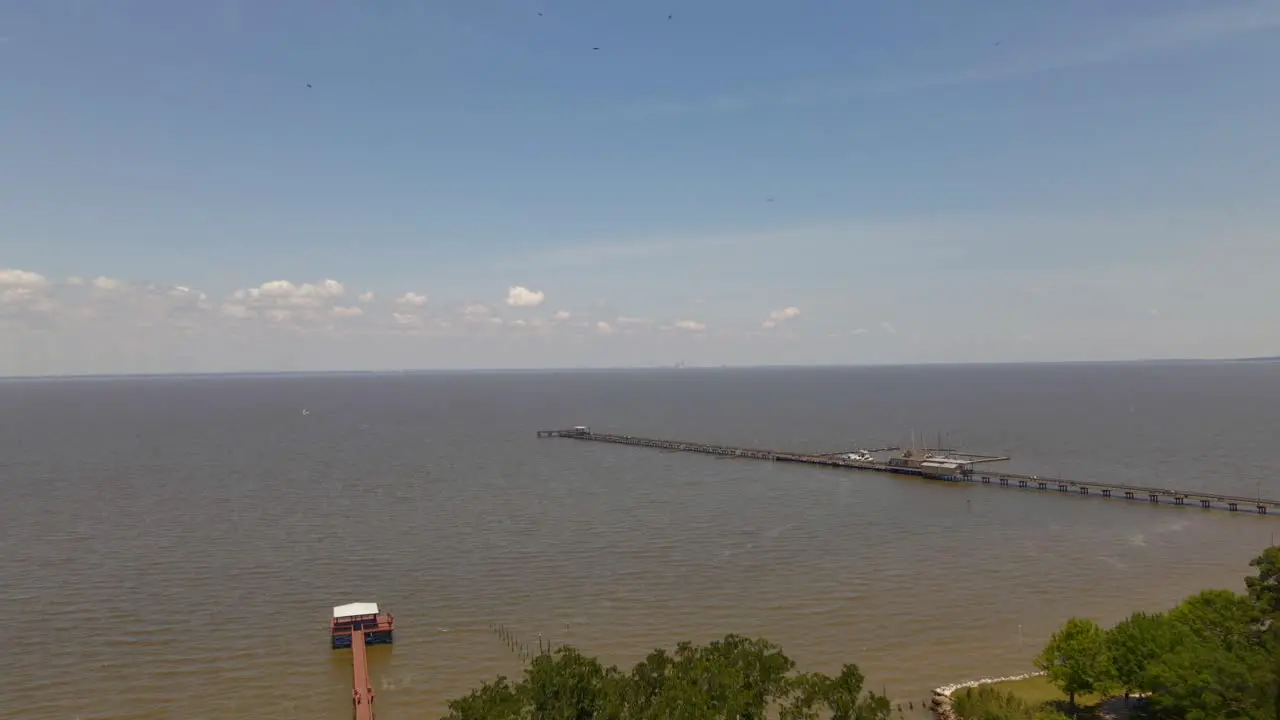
<box><xmin>2</xmin><ymin>1</ymin><xmax>1279</xmax><ymax>375</ymax></box>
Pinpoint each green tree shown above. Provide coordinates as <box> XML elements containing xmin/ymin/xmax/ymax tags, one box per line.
<box><xmin>1034</xmin><ymin>617</ymin><xmax>1111</xmax><ymax>711</ymax></box>
<box><xmin>623</xmin><ymin>635</ymin><xmax>797</xmax><ymax>719</ymax></box>
<box><xmin>818</xmin><ymin>664</ymin><xmax>891</xmax><ymax>720</ymax></box>
<box><xmin>1169</xmin><ymin>589</ymin><xmax>1264</xmax><ymax>653</ymax></box>
<box><xmin>523</xmin><ymin>647</ymin><xmax>626</xmax><ymax>720</ymax></box>
<box><xmin>444</xmin><ymin>676</ymin><xmax>526</xmax><ymax>720</ymax></box>
<box><xmin>1106</xmin><ymin>611</ymin><xmax>1191</xmax><ymax>703</ymax></box>
<box><xmin>780</xmin><ymin>664</ymin><xmax>891</xmax><ymax>720</ymax></box>
<box><xmin>1247</xmin><ymin>546</ymin><xmax>1280</xmax><ymax>617</ymax></box>
<box><xmin>1266</xmin><ymin>624</ymin><xmax>1280</xmax><ymax>720</ymax></box>
<box><xmin>1144</xmin><ymin>641</ymin><xmax>1272</xmax><ymax>720</ymax></box>
<box><xmin>1245</xmin><ymin>546</ymin><xmax>1280</xmax><ymax>720</ymax></box>
<box><xmin>446</xmin><ymin>634</ymin><xmax>884</xmax><ymax>720</ymax></box>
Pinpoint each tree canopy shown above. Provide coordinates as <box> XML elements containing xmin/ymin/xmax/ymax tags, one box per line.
<box><xmin>1029</xmin><ymin>543</ymin><xmax>1280</xmax><ymax>720</ymax></box>
<box><xmin>1033</xmin><ymin>618</ymin><xmax>1111</xmax><ymax>709</ymax></box>
<box><xmin>1105</xmin><ymin>611</ymin><xmax>1190</xmax><ymax>702</ymax></box>
<box><xmin>1248</xmin><ymin>546</ymin><xmax>1280</xmax><ymax>616</ymax></box>
<box><xmin>443</xmin><ymin>634</ymin><xmax>891</xmax><ymax>720</ymax></box>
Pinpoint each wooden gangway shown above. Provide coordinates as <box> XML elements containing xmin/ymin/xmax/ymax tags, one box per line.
<box><xmin>536</xmin><ymin>428</ymin><xmax>1280</xmax><ymax>515</ymax></box>
<box><xmin>351</xmin><ymin>628</ymin><xmax>374</xmax><ymax>720</ymax></box>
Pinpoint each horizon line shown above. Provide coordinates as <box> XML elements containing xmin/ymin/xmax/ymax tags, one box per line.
<box><xmin>0</xmin><ymin>356</ymin><xmax>1264</xmax><ymax>382</ymax></box>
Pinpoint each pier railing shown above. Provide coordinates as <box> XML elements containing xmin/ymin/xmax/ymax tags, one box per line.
<box><xmin>536</xmin><ymin>428</ymin><xmax>1279</xmax><ymax>515</ymax></box>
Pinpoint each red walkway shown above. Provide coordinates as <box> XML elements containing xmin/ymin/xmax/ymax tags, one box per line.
<box><xmin>351</xmin><ymin>629</ymin><xmax>375</xmax><ymax>720</ymax></box>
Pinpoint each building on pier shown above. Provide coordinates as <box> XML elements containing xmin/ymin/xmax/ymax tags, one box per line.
<box><xmin>331</xmin><ymin>602</ymin><xmax>395</xmax><ymax>649</ymax></box>
<box><xmin>918</xmin><ymin>460</ymin><xmax>967</xmax><ymax>480</ymax></box>
<box><xmin>888</xmin><ymin>449</ymin><xmax>974</xmax><ymax>478</ymax></box>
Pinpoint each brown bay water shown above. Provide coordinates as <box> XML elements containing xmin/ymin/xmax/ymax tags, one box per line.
<box><xmin>1</xmin><ymin>362</ymin><xmax>1277</xmax><ymax>719</ymax></box>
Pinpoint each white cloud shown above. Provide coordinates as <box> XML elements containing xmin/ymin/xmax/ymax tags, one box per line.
<box><xmin>154</xmin><ymin>285</ymin><xmax>211</xmax><ymax>311</ymax></box>
<box><xmin>66</xmin><ymin>276</ymin><xmax>86</xmax><ymax>286</ymax></box>
<box><xmin>3</xmin><ymin>208</ymin><xmax>1276</xmax><ymax>374</ymax></box>
<box><xmin>0</xmin><ymin>268</ymin><xmax>49</xmax><ymax>288</ymax></box>
<box><xmin>220</xmin><ymin>303</ymin><xmax>255</xmax><ymax>319</ymax></box>
<box><xmin>881</xmin><ymin>321</ymin><xmax>897</xmax><ymax>335</ymax></box>
<box><xmin>391</xmin><ymin>312</ymin><xmax>419</xmax><ymax>325</ymax></box>
<box><xmin>0</xmin><ymin>268</ymin><xmax>56</xmax><ymax>312</ymax></box>
<box><xmin>1</xmin><ymin>287</ymin><xmax>43</xmax><ymax>306</ymax></box>
<box><xmin>670</xmin><ymin>319</ymin><xmax>707</xmax><ymax>332</ymax></box>
<box><xmin>762</xmin><ymin>306</ymin><xmax>801</xmax><ymax>329</ymax></box>
<box><xmin>331</xmin><ymin>305</ymin><xmax>364</xmax><ymax>318</ymax></box>
<box><xmin>396</xmin><ymin>292</ymin><xmax>428</xmax><ymax>308</ymax></box>
<box><xmin>91</xmin><ymin>276</ymin><xmax>122</xmax><ymax>291</ymax></box>
<box><xmin>616</xmin><ymin>316</ymin><xmax>650</xmax><ymax>326</ymax></box>
<box><xmin>505</xmin><ymin>285</ymin><xmax>546</xmax><ymax>307</ymax></box>
<box><xmin>357</xmin><ymin>291</ymin><xmax>375</xmax><ymax>303</ymax></box>
<box><xmin>232</xmin><ymin>278</ymin><xmax>346</xmax><ymax>309</ymax></box>
<box><xmin>461</xmin><ymin>304</ymin><xmax>497</xmax><ymax>325</ymax></box>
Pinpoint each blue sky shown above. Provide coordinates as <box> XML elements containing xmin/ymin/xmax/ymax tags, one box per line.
<box><xmin>1</xmin><ymin>0</ymin><xmax>1279</xmax><ymax>374</ymax></box>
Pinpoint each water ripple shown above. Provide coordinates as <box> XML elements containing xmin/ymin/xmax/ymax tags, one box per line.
<box><xmin>1</xmin><ymin>366</ymin><xmax>1277</xmax><ymax>718</ymax></box>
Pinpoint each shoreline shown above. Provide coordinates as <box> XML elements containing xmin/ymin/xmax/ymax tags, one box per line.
<box><xmin>929</xmin><ymin>671</ymin><xmax>1048</xmax><ymax>719</ymax></box>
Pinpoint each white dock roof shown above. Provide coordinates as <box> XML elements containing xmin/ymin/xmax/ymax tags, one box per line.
<box><xmin>333</xmin><ymin>602</ymin><xmax>380</xmax><ymax>619</ymax></box>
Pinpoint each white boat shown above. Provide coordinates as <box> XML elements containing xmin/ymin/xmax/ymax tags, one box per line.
<box><xmin>842</xmin><ymin>450</ymin><xmax>874</xmax><ymax>462</ymax></box>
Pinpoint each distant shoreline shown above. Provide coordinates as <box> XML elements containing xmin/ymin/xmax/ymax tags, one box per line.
<box><xmin>1</xmin><ymin>357</ymin><xmax>1272</xmax><ymax>382</ymax></box>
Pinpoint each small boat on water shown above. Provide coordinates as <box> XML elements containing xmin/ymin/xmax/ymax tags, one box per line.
<box><xmin>842</xmin><ymin>450</ymin><xmax>874</xmax><ymax>462</ymax></box>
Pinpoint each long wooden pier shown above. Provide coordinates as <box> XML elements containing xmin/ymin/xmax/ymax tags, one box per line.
<box><xmin>536</xmin><ymin>428</ymin><xmax>1280</xmax><ymax>515</ymax></box>
<box><xmin>350</xmin><ymin>628</ymin><xmax>374</xmax><ymax>720</ymax></box>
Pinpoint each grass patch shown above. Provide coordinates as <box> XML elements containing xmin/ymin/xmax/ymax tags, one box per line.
<box><xmin>982</xmin><ymin>675</ymin><xmax>1104</xmax><ymax>707</ymax></box>
<box><xmin>953</xmin><ymin>676</ymin><xmax>1125</xmax><ymax>719</ymax></box>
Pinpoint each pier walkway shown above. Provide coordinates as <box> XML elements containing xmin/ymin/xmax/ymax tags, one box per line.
<box><xmin>351</xmin><ymin>629</ymin><xmax>374</xmax><ymax>720</ymax></box>
<box><xmin>537</xmin><ymin>428</ymin><xmax>1280</xmax><ymax>515</ymax></box>
<box><xmin>330</xmin><ymin>602</ymin><xmax>392</xmax><ymax>720</ymax></box>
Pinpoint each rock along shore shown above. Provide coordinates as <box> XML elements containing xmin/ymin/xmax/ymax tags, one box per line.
<box><xmin>930</xmin><ymin>671</ymin><xmax>1048</xmax><ymax>720</ymax></box>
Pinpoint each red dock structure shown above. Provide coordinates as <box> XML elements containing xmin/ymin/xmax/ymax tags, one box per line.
<box><xmin>351</xmin><ymin>630</ymin><xmax>374</xmax><ymax>720</ymax></box>
<box><xmin>331</xmin><ymin>602</ymin><xmax>395</xmax><ymax>720</ymax></box>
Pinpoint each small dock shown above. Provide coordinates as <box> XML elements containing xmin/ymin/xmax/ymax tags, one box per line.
<box><xmin>331</xmin><ymin>602</ymin><xmax>395</xmax><ymax>720</ymax></box>
<box><xmin>537</xmin><ymin>427</ymin><xmax>1280</xmax><ymax>515</ymax></box>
